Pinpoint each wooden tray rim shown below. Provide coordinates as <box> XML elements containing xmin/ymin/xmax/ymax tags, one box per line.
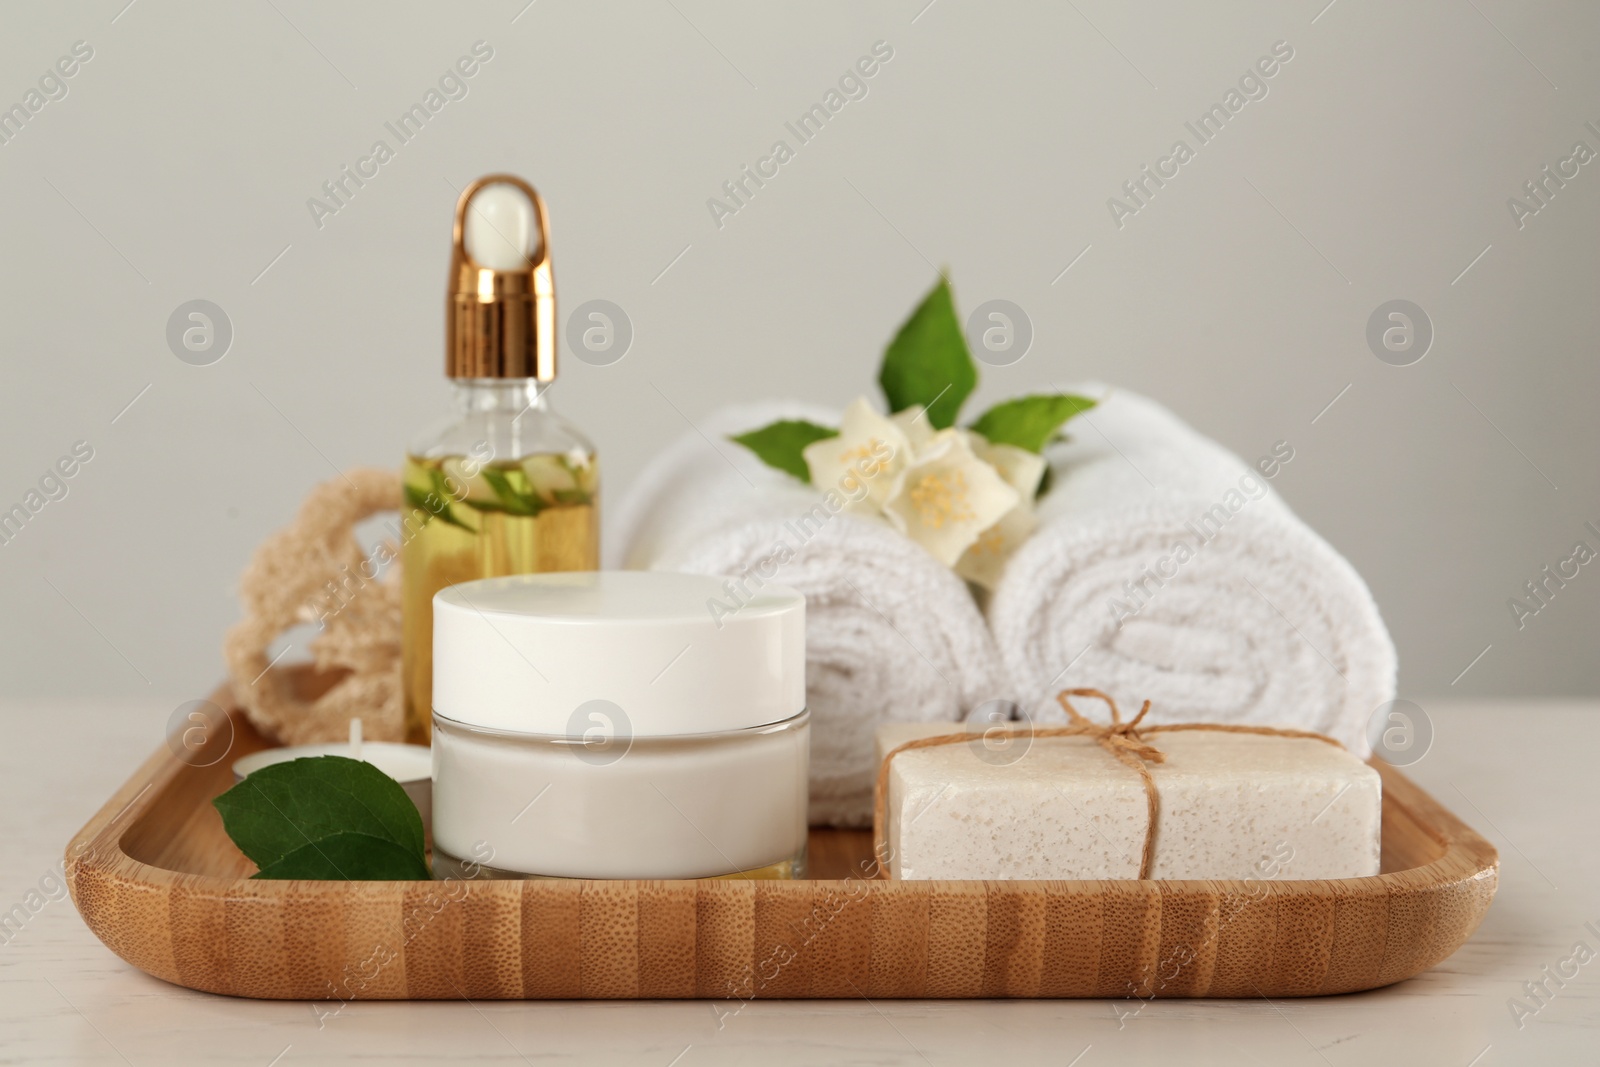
<box><xmin>66</xmin><ymin>686</ymin><xmax>1500</xmax><ymax>1000</ymax></box>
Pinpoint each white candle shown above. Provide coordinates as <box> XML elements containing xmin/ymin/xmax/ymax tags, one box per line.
<box><xmin>231</xmin><ymin>739</ymin><xmax>432</xmax><ymax>784</ymax></box>
<box><xmin>232</xmin><ymin>723</ymin><xmax>433</xmax><ymax>834</ymax></box>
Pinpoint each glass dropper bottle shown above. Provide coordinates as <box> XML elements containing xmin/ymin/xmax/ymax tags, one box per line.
<box><xmin>400</xmin><ymin>175</ymin><xmax>599</xmax><ymax>743</ymax></box>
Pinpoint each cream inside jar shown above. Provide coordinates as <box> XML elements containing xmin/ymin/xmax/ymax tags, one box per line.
<box><xmin>430</xmin><ymin>571</ymin><xmax>808</xmax><ymax>880</ymax></box>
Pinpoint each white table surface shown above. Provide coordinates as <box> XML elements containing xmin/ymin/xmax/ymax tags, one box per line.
<box><xmin>2</xmin><ymin>697</ymin><xmax>1595</xmax><ymax>1066</ymax></box>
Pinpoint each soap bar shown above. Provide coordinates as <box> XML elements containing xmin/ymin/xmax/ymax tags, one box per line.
<box><xmin>876</xmin><ymin>723</ymin><xmax>1381</xmax><ymax>881</ymax></box>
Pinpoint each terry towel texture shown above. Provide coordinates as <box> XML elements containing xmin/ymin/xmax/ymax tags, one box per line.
<box><xmin>610</xmin><ymin>402</ymin><xmax>1013</xmax><ymax>827</ymax></box>
<box><xmin>988</xmin><ymin>386</ymin><xmax>1395</xmax><ymax>756</ymax></box>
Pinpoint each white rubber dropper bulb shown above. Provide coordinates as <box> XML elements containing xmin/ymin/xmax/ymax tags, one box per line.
<box><xmin>464</xmin><ymin>182</ymin><xmax>539</xmax><ymax>270</ymax></box>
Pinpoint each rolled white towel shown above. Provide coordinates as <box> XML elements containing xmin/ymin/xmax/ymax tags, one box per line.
<box><xmin>989</xmin><ymin>386</ymin><xmax>1394</xmax><ymax>756</ymax></box>
<box><xmin>611</xmin><ymin>402</ymin><xmax>1013</xmax><ymax>826</ymax></box>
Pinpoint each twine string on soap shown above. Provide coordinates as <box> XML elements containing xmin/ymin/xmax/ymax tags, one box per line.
<box><xmin>871</xmin><ymin>687</ymin><xmax>1345</xmax><ymax>881</ymax></box>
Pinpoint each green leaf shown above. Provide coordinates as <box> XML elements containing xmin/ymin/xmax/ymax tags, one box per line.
<box><xmin>553</xmin><ymin>459</ymin><xmax>594</xmax><ymax>506</ymax></box>
<box><xmin>254</xmin><ymin>835</ymin><xmax>432</xmax><ymax>880</ymax></box>
<box><xmin>212</xmin><ymin>755</ymin><xmax>430</xmax><ymax>881</ymax></box>
<box><xmin>458</xmin><ymin>497</ymin><xmax>514</xmax><ymax>514</ymax></box>
<box><xmin>877</xmin><ymin>277</ymin><xmax>977</xmax><ymax>429</ymax></box>
<box><xmin>427</xmin><ymin>470</ymin><xmax>475</xmax><ymax>529</ymax></box>
<box><xmin>403</xmin><ymin>478</ymin><xmax>471</xmax><ymax>531</ymax></box>
<box><xmin>402</xmin><ymin>482</ymin><xmax>436</xmax><ymax>523</ymax></box>
<box><xmin>480</xmin><ymin>467</ymin><xmax>543</xmax><ymax>516</ymax></box>
<box><xmin>729</xmin><ymin>420</ymin><xmax>838</xmax><ymax>482</ymax></box>
<box><xmin>969</xmin><ymin>394</ymin><xmax>1097</xmax><ymax>453</ymax></box>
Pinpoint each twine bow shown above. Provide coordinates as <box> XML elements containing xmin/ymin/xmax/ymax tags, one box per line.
<box><xmin>1056</xmin><ymin>688</ymin><xmax>1166</xmax><ymax>878</ymax></box>
<box><xmin>871</xmin><ymin>688</ymin><xmax>1343</xmax><ymax>880</ymax></box>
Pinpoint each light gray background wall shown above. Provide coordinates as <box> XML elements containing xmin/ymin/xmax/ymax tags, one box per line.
<box><xmin>1</xmin><ymin>0</ymin><xmax>1596</xmax><ymax>709</ymax></box>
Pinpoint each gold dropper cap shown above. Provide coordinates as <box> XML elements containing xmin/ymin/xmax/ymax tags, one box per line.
<box><xmin>446</xmin><ymin>174</ymin><xmax>555</xmax><ymax>381</ymax></box>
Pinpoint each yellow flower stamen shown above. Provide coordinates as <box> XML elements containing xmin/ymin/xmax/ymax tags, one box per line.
<box><xmin>909</xmin><ymin>469</ymin><xmax>975</xmax><ymax>530</ymax></box>
<box><xmin>838</xmin><ymin>438</ymin><xmax>893</xmax><ymax>476</ymax></box>
<box><xmin>971</xmin><ymin>525</ymin><xmax>1006</xmax><ymax>557</ymax></box>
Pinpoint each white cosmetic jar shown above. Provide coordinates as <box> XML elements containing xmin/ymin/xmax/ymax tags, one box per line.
<box><xmin>430</xmin><ymin>571</ymin><xmax>809</xmax><ymax>880</ymax></box>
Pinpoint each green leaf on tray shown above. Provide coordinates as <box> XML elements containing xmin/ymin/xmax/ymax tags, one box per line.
<box><xmin>729</xmin><ymin>419</ymin><xmax>839</xmax><ymax>482</ymax></box>
<box><xmin>480</xmin><ymin>467</ymin><xmax>544</xmax><ymax>516</ymax></box>
<box><xmin>212</xmin><ymin>755</ymin><xmax>430</xmax><ymax>881</ymax></box>
<box><xmin>968</xmin><ymin>393</ymin><xmax>1097</xmax><ymax>453</ymax></box>
<box><xmin>253</xmin><ymin>835</ymin><xmax>428</xmax><ymax>880</ymax></box>
<box><xmin>877</xmin><ymin>277</ymin><xmax>977</xmax><ymax>430</ymax></box>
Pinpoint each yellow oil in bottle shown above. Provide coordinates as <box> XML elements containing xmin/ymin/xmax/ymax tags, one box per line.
<box><xmin>401</xmin><ymin>452</ymin><xmax>599</xmax><ymax>742</ymax></box>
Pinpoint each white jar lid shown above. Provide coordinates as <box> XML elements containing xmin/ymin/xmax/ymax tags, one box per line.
<box><xmin>432</xmin><ymin>571</ymin><xmax>805</xmax><ymax>736</ymax></box>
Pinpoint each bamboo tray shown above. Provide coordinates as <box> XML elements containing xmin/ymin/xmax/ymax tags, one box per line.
<box><xmin>67</xmin><ymin>673</ymin><xmax>1497</xmax><ymax>1000</ymax></box>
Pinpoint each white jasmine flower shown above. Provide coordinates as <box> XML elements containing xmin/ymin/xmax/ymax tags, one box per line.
<box><xmin>966</xmin><ymin>434</ymin><xmax>1046</xmax><ymax>500</ymax></box>
<box><xmin>890</xmin><ymin>405</ymin><xmax>937</xmax><ymax>454</ymax></box>
<box><xmin>956</xmin><ymin>503</ymin><xmax>1038</xmax><ymax>589</ymax></box>
<box><xmin>955</xmin><ymin>433</ymin><xmax>1049</xmax><ymax>589</ymax></box>
<box><xmin>802</xmin><ymin>397</ymin><xmax>909</xmax><ymax>510</ymax></box>
<box><xmin>882</xmin><ymin>429</ymin><xmax>1019</xmax><ymax>566</ymax></box>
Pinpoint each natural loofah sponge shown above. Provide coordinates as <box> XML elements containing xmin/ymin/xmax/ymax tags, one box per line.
<box><xmin>224</xmin><ymin>467</ymin><xmax>405</xmax><ymax>745</ymax></box>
